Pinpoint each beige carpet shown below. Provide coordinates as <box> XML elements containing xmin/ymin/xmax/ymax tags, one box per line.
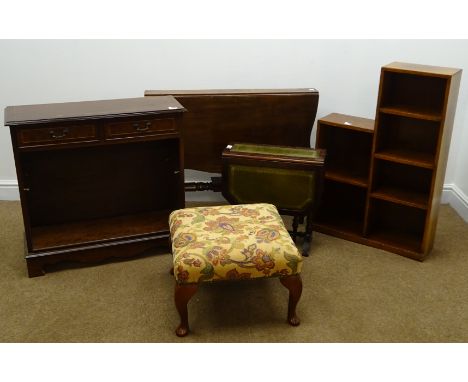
<box><xmin>1</xmin><ymin>200</ymin><xmax>467</xmax><ymax>342</ymax></box>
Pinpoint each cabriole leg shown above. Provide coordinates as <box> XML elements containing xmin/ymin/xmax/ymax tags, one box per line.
<box><xmin>174</xmin><ymin>282</ymin><xmax>198</xmax><ymax>337</ymax></box>
<box><xmin>279</xmin><ymin>274</ymin><xmax>303</xmax><ymax>326</ymax></box>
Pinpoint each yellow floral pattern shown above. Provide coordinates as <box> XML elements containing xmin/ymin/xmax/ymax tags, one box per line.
<box><xmin>169</xmin><ymin>203</ymin><xmax>302</xmax><ymax>284</ymax></box>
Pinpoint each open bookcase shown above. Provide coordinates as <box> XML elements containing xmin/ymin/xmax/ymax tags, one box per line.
<box><xmin>5</xmin><ymin>97</ymin><xmax>186</xmax><ymax>277</ymax></box>
<box><xmin>314</xmin><ymin>62</ymin><xmax>462</xmax><ymax>260</ymax></box>
<box><xmin>314</xmin><ymin>113</ymin><xmax>374</xmax><ymax>241</ymax></box>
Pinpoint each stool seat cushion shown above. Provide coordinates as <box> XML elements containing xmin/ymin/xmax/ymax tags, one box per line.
<box><xmin>169</xmin><ymin>203</ymin><xmax>302</xmax><ymax>284</ymax></box>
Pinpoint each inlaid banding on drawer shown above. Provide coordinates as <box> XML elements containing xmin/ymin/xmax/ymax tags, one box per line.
<box><xmin>17</xmin><ymin>124</ymin><xmax>97</xmax><ymax>147</ymax></box>
<box><xmin>104</xmin><ymin>118</ymin><xmax>176</xmax><ymax>139</ymax></box>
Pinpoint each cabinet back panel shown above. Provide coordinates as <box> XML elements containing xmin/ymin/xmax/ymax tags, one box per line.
<box><xmin>369</xmin><ymin>200</ymin><xmax>425</xmax><ymax>237</ymax></box>
<box><xmin>318</xmin><ymin>125</ymin><xmax>373</xmax><ymax>177</ymax></box>
<box><xmin>318</xmin><ymin>180</ymin><xmax>367</xmax><ymax>222</ymax></box>
<box><xmin>376</xmin><ymin>114</ymin><xmax>439</xmax><ymax>153</ymax></box>
<box><xmin>23</xmin><ymin>140</ymin><xmax>179</xmax><ymax>226</ymax></box>
<box><xmin>381</xmin><ymin>72</ymin><xmax>446</xmax><ymax>114</ymax></box>
<box><xmin>373</xmin><ymin>160</ymin><xmax>432</xmax><ymax>194</ymax></box>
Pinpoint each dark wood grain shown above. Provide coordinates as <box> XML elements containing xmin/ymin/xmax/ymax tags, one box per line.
<box><xmin>5</xmin><ymin>96</ymin><xmax>185</xmax><ymax>125</ymax></box>
<box><xmin>314</xmin><ymin>180</ymin><xmax>368</xmax><ymax>236</ymax></box>
<box><xmin>367</xmin><ymin>63</ymin><xmax>461</xmax><ymax>259</ymax></box>
<box><xmin>374</xmin><ymin>149</ymin><xmax>434</xmax><ymax>169</ymax></box>
<box><xmin>314</xmin><ymin>63</ymin><xmax>462</xmax><ymax>261</ymax></box>
<box><xmin>145</xmin><ymin>89</ymin><xmax>319</xmax><ymax>173</ymax></box>
<box><xmin>25</xmin><ymin>235</ymin><xmax>170</xmax><ymax>278</ymax></box>
<box><xmin>30</xmin><ymin>210</ymin><xmax>172</xmax><ymax>251</ymax></box>
<box><xmin>316</xmin><ymin>114</ymin><xmax>374</xmax><ymax>190</ymax></box>
<box><xmin>317</xmin><ymin>113</ymin><xmax>374</xmax><ymax>133</ymax></box>
<box><xmin>5</xmin><ymin>96</ymin><xmax>185</xmax><ymax>277</ymax></box>
<box><xmin>17</xmin><ymin>123</ymin><xmax>97</xmax><ymax>147</ymax></box>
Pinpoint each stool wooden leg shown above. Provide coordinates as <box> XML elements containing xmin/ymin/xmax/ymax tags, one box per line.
<box><xmin>279</xmin><ymin>274</ymin><xmax>302</xmax><ymax>326</ymax></box>
<box><xmin>174</xmin><ymin>282</ymin><xmax>198</xmax><ymax>337</ymax></box>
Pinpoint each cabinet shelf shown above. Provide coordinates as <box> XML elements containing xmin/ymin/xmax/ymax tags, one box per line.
<box><xmin>317</xmin><ymin>114</ymin><xmax>373</xmax><ymax>189</ymax></box>
<box><xmin>371</xmin><ymin>159</ymin><xmax>432</xmax><ymax>210</ymax></box>
<box><xmin>31</xmin><ymin>210</ymin><xmax>172</xmax><ymax>251</ymax></box>
<box><xmin>313</xmin><ymin>218</ymin><xmax>364</xmax><ymax>239</ymax></box>
<box><xmin>325</xmin><ymin>167</ymin><xmax>368</xmax><ymax>188</ymax></box>
<box><xmin>379</xmin><ymin>106</ymin><xmax>442</xmax><ymax>121</ymax></box>
<box><xmin>374</xmin><ymin>148</ymin><xmax>435</xmax><ymax>169</ymax></box>
<box><xmin>370</xmin><ymin>186</ymin><xmax>429</xmax><ymax>210</ymax></box>
<box><xmin>367</xmin><ymin>229</ymin><xmax>422</xmax><ymax>254</ymax></box>
<box><xmin>315</xmin><ymin>179</ymin><xmax>367</xmax><ymax>237</ymax></box>
<box><xmin>314</xmin><ymin>63</ymin><xmax>461</xmax><ymax>261</ymax></box>
<box><xmin>367</xmin><ymin>198</ymin><xmax>425</xmax><ymax>256</ymax></box>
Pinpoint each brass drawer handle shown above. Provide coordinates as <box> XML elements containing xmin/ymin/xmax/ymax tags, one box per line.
<box><xmin>133</xmin><ymin>122</ymin><xmax>152</xmax><ymax>131</ymax></box>
<box><xmin>49</xmin><ymin>128</ymin><xmax>69</xmax><ymax>139</ymax></box>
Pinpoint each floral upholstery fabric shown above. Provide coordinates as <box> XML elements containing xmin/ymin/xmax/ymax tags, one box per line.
<box><xmin>169</xmin><ymin>203</ymin><xmax>302</xmax><ymax>284</ymax></box>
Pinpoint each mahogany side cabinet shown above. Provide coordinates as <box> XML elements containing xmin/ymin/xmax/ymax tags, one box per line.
<box><xmin>4</xmin><ymin>96</ymin><xmax>186</xmax><ymax>277</ymax></box>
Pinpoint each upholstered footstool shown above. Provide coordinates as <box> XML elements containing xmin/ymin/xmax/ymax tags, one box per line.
<box><xmin>169</xmin><ymin>203</ymin><xmax>303</xmax><ymax>337</ymax></box>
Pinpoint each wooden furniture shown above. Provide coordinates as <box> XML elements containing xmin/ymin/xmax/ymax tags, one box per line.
<box><xmin>144</xmin><ymin>89</ymin><xmax>319</xmax><ymax>175</ymax></box>
<box><xmin>4</xmin><ymin>97</ymin><xmax>186</xmax><ymax>277</ymax></box>
<box><xmin>221</xmin><ymin>143</ymin><xmax>325</xmax><ymax>256</ymax></box>
<box><xmin>169</xmin><ymin>203</ymin><xmax>303</xmax><ymax>337</ymax></box>
<box><xmin>314</xmin><ymin>62</ymin><xmax>462</xmax><ymax>260</ymax></box>
<box><xmin>314</xmin><ymin>113</ymin><xmax>374</xmax><ymax>240</ymax></box>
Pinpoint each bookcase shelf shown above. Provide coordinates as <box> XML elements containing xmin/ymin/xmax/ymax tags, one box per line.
<box><xmin>314</xmin><ymin>62</ymin><xmax>462</xmax><ymax>261</ymax></box>
<box><xmin>31</xmin><ymin>210</ymin><xmax>171</xmax><ymax>251</ymax></box>
<box><xmin>370</xmin><ymin>187</ymin><xmax>428</xmax><ymax>210</ymax></box>
<box><xmin>379</xmin><ymin>69</ymin><xmax>447</xmax><ymax>117</ymax></box>
<box><xmin>373</xmin><ymin>149</ymin><xmax>434</xmax><ymax>169</ymax></box>
<box><xmin>367</xmin><ymin>199</ymin><xmax>425</xmax><ymax>255</ymax></box>
<box><xmin>367</xmin><ymin>229</ymin><xmax>422</xmax><ymax>256</ymax></box>
<box><xmin>315</xmin><ymin>114</ymin><xmax>374</xmax><ymax>240</ymax></box>
<box><xmin>379</xmin><ymin>106</ymin><xmax>442</xmax><ymax>121</ymax></box>
<box><xmin>325</xmin><ymin>166</ymin><xmax>368</xmax><ymax>188</ymax></box>
<box><xmin>316</xmin><ymin>113</ymin><xmax>373</xmax><ymax>188</ymax></box>
<box><xmin>314</xmin><ymin>179</ymin><xmax>367</xmax><ymax>237</ymax></box>
<box><xmin>374</xmin><ymin>112</ymin><xmax>439</xmax><ymax>170</ymax></box>
<box><xmin>371</xmin><ymin>159</ymin><xmax>431</xmax><ymax>208</ymax></box>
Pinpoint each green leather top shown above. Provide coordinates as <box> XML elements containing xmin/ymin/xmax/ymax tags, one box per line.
<box><xmin>226</xmin><ymin>164</ymin><xmax>315</xmax><ymax>210</ymax></box>
<box><xmin>231</xmin><ymin>143</ymin><xmax>321</xmax><ymax>158</ymax></box>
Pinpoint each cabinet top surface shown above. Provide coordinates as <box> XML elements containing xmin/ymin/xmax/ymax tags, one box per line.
<box><xmin>4</xmin><ymin>96</ymin><xmax>186</xmax><ymax>126</ymax></box>
<box><xmin>145</xmin><ymin>88</ymin><xmax>319</xmax><ymax>96</ymax></box>
<box><xmin>318</xmin><ymin>113</ymin><xmax>375</xmax><ymax>132</ymax></box>
<box><xmin>383</xmin><ymin>62</ymin><xmax>462</xmax><ymax>77</ymax></box>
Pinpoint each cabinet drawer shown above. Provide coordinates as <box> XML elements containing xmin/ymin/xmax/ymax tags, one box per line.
<box><xmin>17</xmin><ymin>124</ymin><xmax>97</xmax><ymax>148</ymax></box>
<box><xmin>104</xmin><ymin>117</ymin><xmax>176</xmax><ymax>139</ymax></box>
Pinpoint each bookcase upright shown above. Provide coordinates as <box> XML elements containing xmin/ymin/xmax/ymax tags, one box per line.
<box><xmin>315</xmin><ymin>62</ymin><xmax>462</xmax><ymax>260</ymax></box>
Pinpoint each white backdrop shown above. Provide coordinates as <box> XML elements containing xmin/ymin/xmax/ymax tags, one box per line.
<box><xmin>0</xmin><ymin>40</ymin><xmax>467</xmax><ymax>217</ymax></box>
